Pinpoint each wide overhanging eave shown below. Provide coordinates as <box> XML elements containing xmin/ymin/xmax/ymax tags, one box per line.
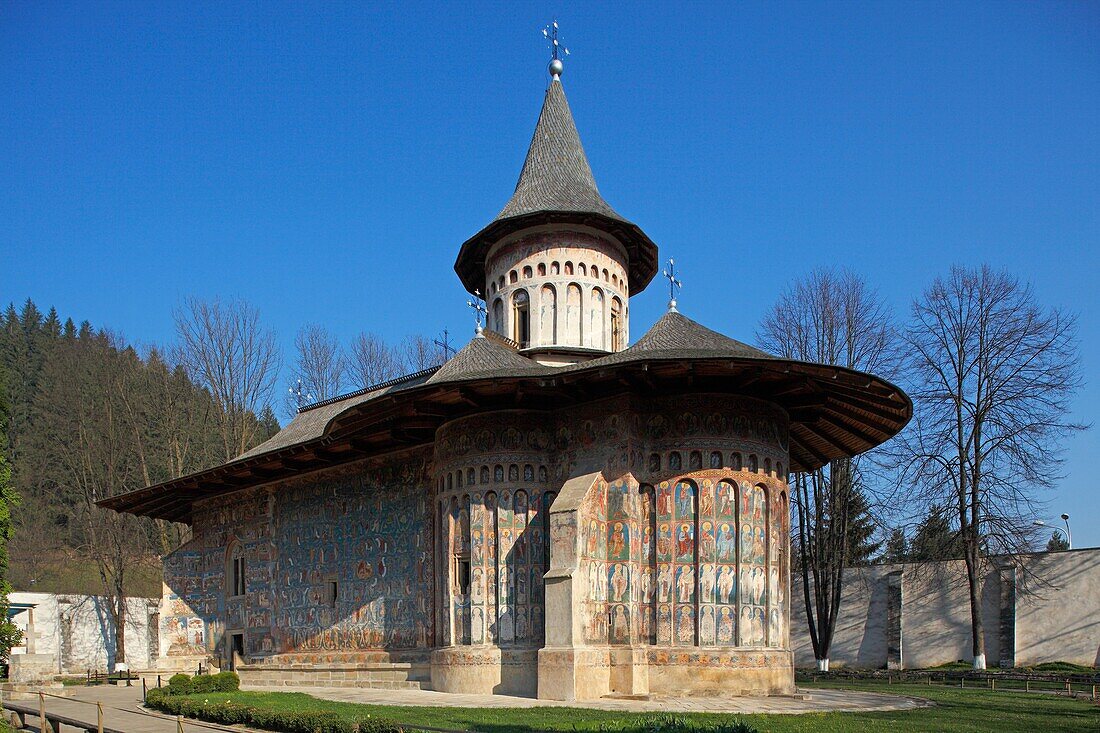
<box><xmin>454</xmin><ymin>210</ymin><xmax>659</xmax><ymax>297</ymax></box>
<box><xmin>100</xmin><ymin>356</ymin><xmax>910</xmax><ymax>522</ymax></box>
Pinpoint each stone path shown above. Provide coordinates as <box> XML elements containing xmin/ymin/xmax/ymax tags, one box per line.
<box><xmin>278</xmin><ymin>684</ymin><xmax>926</xmax><ymax>714</ymax></box>
<box><xmin>5</xmin><ymin>683</ymin><xmax>924</xmax><ymax>733</ymax></box>
<box><xmin>4</xmin><ymin>685</ymin><xmax>254</xmax><ymax>733</ymax></box>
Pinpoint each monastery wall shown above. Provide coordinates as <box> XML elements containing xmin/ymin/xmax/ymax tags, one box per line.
<box><xmin>161</xmin><ymin>449</ymin><xmax>436</xmax><ymax>672</ymax></box>
<box><xmin>791</xmin><ymin>548</ymin><xmax>1100</xmax><ymax>669</ymax></box>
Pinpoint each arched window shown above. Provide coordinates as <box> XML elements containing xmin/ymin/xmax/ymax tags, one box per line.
<box><xmin>480</xmin><ymin>466</ymin><xmax>490</xmax><ymax>484</ymax></box>
<box><xmin>551</xmin><ymin>261</ymin><xmax>560</xmax><ymax>275</ymax></box>
<box><xmin>490</xmin><ymin>281</ymin><xmax>497</xmax><ymax>294</ymax></box>
<box><xmin>590</xmin><ymin>263</ymin><xmax>598</xmax><ymax>278</ymax></box>
<box><xmin>602</xmin><ymin>268</ymin><xmax>609</xmax><ymax>282</ymax></box>
<box><xmin>540</xmin><ymin>284</ymin><xmax>557</xmax><ymax>345</ymax></box>
<box><xmin>611</xmin><ymin>298</ymin><xmax>623</xmax><ymax>350</ymax></box>
<box><xmin>579</xmin><ymin>263</ymin><xmax>587</xmax><ymax>277</ymax></box>
<box><xmin>522</xmin><ymin>265</ymin><xmax>533</xmax><ymax>279</ymax></box>
<box><xmin>509</xmin><ymin>270</ymin><xmax>518</xmax><ymax>284</ymax></box>
<box><xmin>648</xmin><ymin>453</ymin><xmax>661</xmax><ymax>472</ymax></box>
<box><xmin>669</xmin><ymin>451</ymin><xmax>682</xmax><ymax>471</ymax></box>
<box><xmin>749</xmin><ymin>454</ymin><xmax>759</xmax><ymax>473</ymax></box>
<box><xmin>564</xmin><ymin>261</ymin><xmax>574</xmax><ymax>275</ymax></box>
<box><xmin>227</xmin><ymin>542</ymin><xmax>246</xmax><ymax>598</ymax></box>
<box><xmin>498</xmin><ymin>275</ymin><xmax>505</xmax><ymax>290</ymax></box>
<box><xmin>537</xmin><ymin>262</ymin><xmax>546</xmax><ymax>276</ymax></box>
<box><xmin>566</xmin><ymin>283</ymin><xmax>582</xmax><ymax>347</ymax></box>
<box><xmin>466</xmin><ymin>467</ymin><xmax>475</xmax><ymax>485</ymax></box>
<box><xmin>710</xmin><ymin>451</ymin><xmax>723</xmax><ymax>469</ymax></box>
<box><xmin>765</xmin><ymin>458</ymin><xmax>772</xmax><ymax>476</ymax></box>
<box><xmin>612</xmin><ymin>273</ymin><xmax>619</xmax><ymax>288</ymax></box>
<box><xmin>777</xmin><ymin>462</ymin><xmax>784</xmax><ymax>479</ymax></box>
<box><xmin>732</xmin><ymin>452</ymin><xmax>743</xmax><ymax>471</ymax></box>
<box><xmin>492</xmin><ymin>298</ymin><xmax>504</xmax><ymax>333</ymax></box>
<box><xmin>589</xmin><ymin>287</ymin><xmax>605</xmax><ymax>349</ymax></box>
<box><xmin>512</xmin><ymin>290</ymin><xmax>530</xmax><ymax>347</ymax></box>
<box><xmin>456</xmin><ymin>470</ymin><xmax>463</xmax><ymax>487</ymax></box>
<box><xmin>689</xmin><ymin>450</ymin><xmax>702</xmax><ymax>470</ymax></box>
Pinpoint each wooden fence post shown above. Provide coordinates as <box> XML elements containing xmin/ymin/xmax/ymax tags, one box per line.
<box><xmin>97</xmin><ymin>701</ymin><xmax>104</xmax><ymax>733</ymax></box>
<box><xmin>39</xmin><ymin>691</ymin><xmax>47</xmax><ymax>733</ymax></box>
<box><xmin>177</xmin><ymin>714</ymin><xmax>185</xmax><ymax>733</ymax></box>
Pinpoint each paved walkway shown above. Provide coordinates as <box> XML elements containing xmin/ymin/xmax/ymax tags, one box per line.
<box><xmin>277</xmin><ymin>684</ymin><xmax>926</xmax><ymax>714</ymax></box>
<box><xmin>3</xmin><ymin>685</ymin><xmax>254</xmax><ymax>733</ymax></box>
<box><xmin>4</xmin><ymin>683</ymin><xmax>923</xmax><ymax>733</ymax></box>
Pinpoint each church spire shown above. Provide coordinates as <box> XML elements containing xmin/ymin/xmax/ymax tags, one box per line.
<box><xmin>494</xmin><ymin>78</ymin><xmax>621</xmax><ymax>223</ymax></box>
<box><xmin>454</xmin><ymin>51</ymin><xmax>660</xmax><ymax>299</ymax></box>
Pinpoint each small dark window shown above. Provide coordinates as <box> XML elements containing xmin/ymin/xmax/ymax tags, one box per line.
<box><xmin>467</xmin><ymin>468</ymin><xmax>475</xmax><ymax>485</ymax></box>
<box><xmin>326</xmin><ymin>580</ymin><xmax>338</xmax><ymax>608</ymax></box>
<box><xmin>669</xmin><ymin>452</ymin><xmax>682</xmax><ymax>471</ymax></box>
<box><xmin>509</xmin><ymin>464</ymin><xmax>519</xmax><ymax>481</ymax></box>
<box><xmin>524</xmin><ymin>464</ymin><xmax>534</xmax><ymax>482</ymax></box>
<box><xmin>749</xmin><ymin>454</ymin><xmax>759</xmax><ymax>473</ymax></box>
<box><xmin>710</xmin><ymin>451</ymin><xmax>723</xmax><ymax>469</ymax></box>
<box><xmin>457</xmin><ymin>558</ymin><xmax>471</xmax><ymax>596</ymax></box>
<box><xmin>690</xmin><ymin>451</ymin><xmax>702</xmax><ymax>470</ymax></box>
<box><xmin>481</xmin><ymin>466</ymin><xmax>490</xmax><ymax>484</ymax></box>
<box><xmin>495</xmin><ymin>465</ymin><xmax>504</xmax><ymax>482</ymax></box>
<box><xmin>732</xmin><ymin>453</ymin><xmax>743</xmax><ymax>471</ymax></box>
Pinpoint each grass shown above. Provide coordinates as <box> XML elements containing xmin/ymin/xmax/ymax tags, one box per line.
<box><xmin>151</xmin><ymin>680</ymin><xmax>1100</xmax><ymax>733</ymax></box>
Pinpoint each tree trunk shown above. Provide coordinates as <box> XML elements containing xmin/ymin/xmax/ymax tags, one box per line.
<box><xmin>964</xmin><ymin>543</ymin><xmax>985</xmax><ymax>669</ymax></box>
<box><xmin>114</xmin><ymin>594</ymin><xmax>127</xmax><ymax>666</ymax></box>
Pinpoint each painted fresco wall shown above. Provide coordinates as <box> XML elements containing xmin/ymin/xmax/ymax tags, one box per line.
<box><xmin>161</xmin><ymin>455</ymin><xmax>434</xmax><ymax>663</ymax></box>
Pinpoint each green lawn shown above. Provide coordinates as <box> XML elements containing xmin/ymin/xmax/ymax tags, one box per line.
<box><xmin>149</xmin><ymin>681</ymin><xmax>1100</xmax><ymax>733</ymax></box>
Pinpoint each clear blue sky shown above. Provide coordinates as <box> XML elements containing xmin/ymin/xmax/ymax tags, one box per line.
<box><xmin>3</xmin><ymin>3</ymin><xmax>1097</xmax><ymax>546</ymax></box>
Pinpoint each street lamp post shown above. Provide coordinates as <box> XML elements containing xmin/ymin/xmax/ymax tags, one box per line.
<box><xmin>1035</xmin><ymin>519</ymin><xmax>1071</xmax><ymax>550</ymax></box>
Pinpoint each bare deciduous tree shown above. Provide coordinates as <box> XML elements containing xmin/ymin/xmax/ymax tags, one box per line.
<box><xmin>401</xmin><ymin>334</ymin><xmax>447</xmax><ymax>371</ymax></box>
<box><xmin>292</xmin><ymin>324</ymin><xmax>345</xmax><ymax>402</ymax></box>
<box><xmin>892</xmin><ymin>265</ymin><xmax>1084</xmax><ymax>669</ymax></box>
<box><xmin>348</xmin><ymin>332</ymin><xmax>405</xmax><ymax>389</ymax></box>
<box><xmin>174</xmin><ymin>298</ymin><xmax>280</xmax><ymax>460</ymax></box>
<box><xmin>758</xmin><ymin>268</ymin><xmax>898</xmax><ymax>672</ymax></box>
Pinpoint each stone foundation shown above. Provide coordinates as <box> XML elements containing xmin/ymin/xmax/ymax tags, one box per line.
<box><xmin>431</xmin><ymin>647</ymin><xmax>539</xmax><ymax>696</ymax></box>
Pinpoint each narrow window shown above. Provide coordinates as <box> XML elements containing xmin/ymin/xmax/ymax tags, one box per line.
<box><xmin>513</xmin><ymin>290</ymin><xmax>530</xmax><ymax>347</ymax></box>
<box><xmin>565</xmin><ymin>261</ymin><xmax>574</xmax><ymax>276</ymax></box>
<box><xmin>509</xmin><ymin>270</ymin><xmax>518</xmax><ymax>284</ymax></box>
<box><xmin>551</xmin><ymin>261</ymin><xmax>560</xmax><ymax>275</ymax></box>
<box><xmin>523</xmin><ymin>265</ymin><xmax>533</xmax><ymax>279</ymax></box>
<box><xmin>457</xmin><ymin>558</ymin><xmax>471</xmax><ymax>596</ymax></box>
<box><xmin>537</xmin><ymin>262</ymin><xmax>546</xmax><ymax>276</ymax></box>
<box><xmin>611</xmin><ymin>298</ymin><xmax>623</xmax><ymax>350</ymax></box>
<box><xmin>710</xmin><ymin>451</ymin><xmax>723</xmax><ymax>469</ymax></box>
<box><xmin>749</xmin><ymin>454</ymin><xmax>759</xmax><ymax>473</ymax></box>
<box><xmin>326</xmin><ymin>580</ymin><xmax>338</xmax><ymax>608</ymax></box>
<box><xmin>669</xmin><ymin>451</ymin><xmax>682</xmax><ymax>471</ymax></box>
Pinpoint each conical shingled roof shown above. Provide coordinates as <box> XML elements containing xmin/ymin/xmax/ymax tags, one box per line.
<box><xmin>426</xmin><ymin>334</ymin><xmax>542</xmax><ymax>385</ymax></box>
<box><xmin>455</xmin><ymin>79</ymin><xmax>659</xmax><ymax>296</ymax></box>
<box><xmin>495</xmin><ymin>80</ymin><xmax>623</xmax><ymax>221</ymax></box>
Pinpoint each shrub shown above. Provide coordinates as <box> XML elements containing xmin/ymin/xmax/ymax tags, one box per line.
<box><xmin>144</xmin><ymin>692</ymin><xmax>406</xmax><ymax>733</ymax></box>
<box><xmin>165</xmin><ymin>673</ymin><xmax>192</xmax><ymax>695</ymax></box>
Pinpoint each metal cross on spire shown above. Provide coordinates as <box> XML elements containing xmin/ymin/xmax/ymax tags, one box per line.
<box><xmin>466</xmin><ymin>289</ymin><xmax>488</xmax><ymax>335</ymax></box>
<box><xmin>542</xmin><ymin>20</ymin><xmax>570</xmax><ymax>78</ymax></box>
<box><xmin>433</xmin><ymin>329</ymin><xmax>457</xmax><ymax>360</ymax></box>
<box><xmin>663</xmin><ymin>258</ymin><xmax>682</xmax><ymax>312</ymax></box>
<box><xmin>288</xmin><ymin>378</ymin><xmax>314</xmax><ymax>411</ymax></box>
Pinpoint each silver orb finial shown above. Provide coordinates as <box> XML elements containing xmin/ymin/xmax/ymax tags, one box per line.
<box><xmin>548</xmin><ymin>57</ymin><xmax>564</xmax><ymax>78</ymax></box>
<box><xmin>542</xmin><ymin>21</ymin><xmax>569</xmax><ymax>79</ymax></box>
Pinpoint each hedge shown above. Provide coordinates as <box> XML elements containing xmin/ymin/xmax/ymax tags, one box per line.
<box><xmin>154</xmin><ymin>671</ymin><xmax>241</xmax><ymax>696</ymax></box>
<box><xmin>145</xmin><ymin>691</ymin><xmax>404</xmax><ymax>733</ymax></box>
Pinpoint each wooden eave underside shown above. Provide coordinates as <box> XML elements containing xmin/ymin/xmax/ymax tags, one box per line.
<box><xmin>98</xmin><ymin>357</ymin><xmax>910</xmax><ymax>524</ymax></box>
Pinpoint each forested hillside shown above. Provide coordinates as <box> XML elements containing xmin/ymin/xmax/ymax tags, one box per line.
<box><xmin>0</xmin><ymin>299</ymin><xmax>279</xmax><ymax>597</ymax></box>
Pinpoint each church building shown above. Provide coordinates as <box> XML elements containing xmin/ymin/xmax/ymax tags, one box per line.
<box><xmin>103</xmin><ymin>55</ymin><xmax>910</xmax><ymax>699</ymax></box>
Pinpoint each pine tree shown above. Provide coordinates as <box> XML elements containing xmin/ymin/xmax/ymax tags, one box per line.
<box><xmin>844</xmin><ymin>489</ymin><xmax>881</xmax><ymax>565</ymax></box>
<box><xmin>881</xmin><ymin>528</ymin><xmax>909</xmax><ymax>563</ymax></box>
<box><xmin>1046</xmin><ymin>532</ymin><xmax>1069</xmax><ymax>552</ymax></box>
<box><xmin>0</xmin><ymin>372</ymin><xmax>24</xmax><ymax>661</ymax></box>
<box><xmin>909</xmin><ymin>505</ymin><xmax>961</xmax><ymax>561</ymax></box>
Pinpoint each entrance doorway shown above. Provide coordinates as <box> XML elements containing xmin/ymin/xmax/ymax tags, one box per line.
<box><xmin>229</xmin><ymin>633</ymin><xmax>244</xmax><ymax>670</ymax></box>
